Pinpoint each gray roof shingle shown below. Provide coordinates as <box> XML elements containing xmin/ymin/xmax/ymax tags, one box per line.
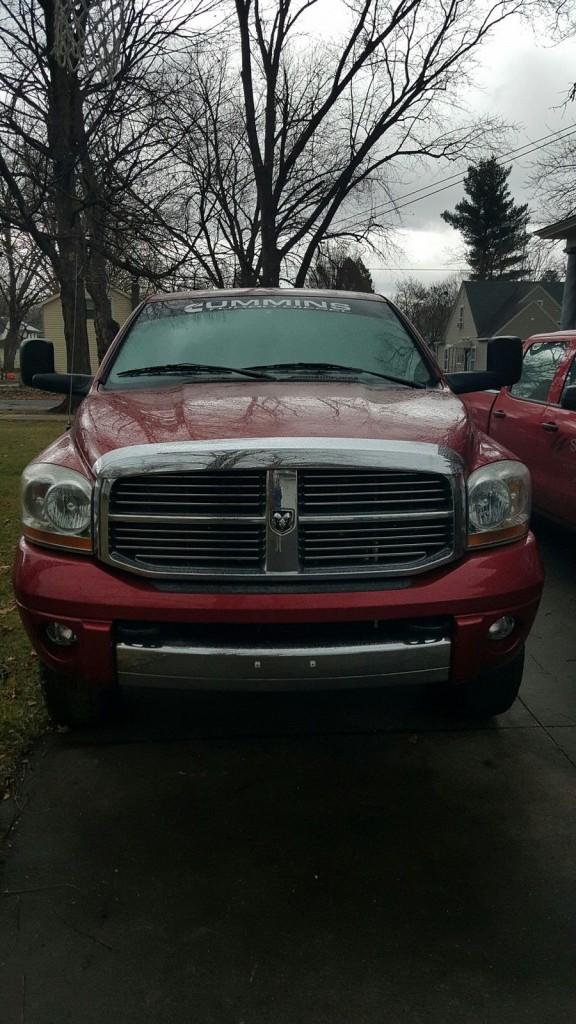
<box><xmin>465</xmin><ymin>280</ymin><xmax>564</xmax><ymax>336</ymax></box>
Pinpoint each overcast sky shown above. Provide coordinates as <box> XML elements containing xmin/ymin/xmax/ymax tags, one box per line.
<box><xmin>302</xmin><ymin>5</ymin><xmax>575</xmax><ymax>294</ymax></box>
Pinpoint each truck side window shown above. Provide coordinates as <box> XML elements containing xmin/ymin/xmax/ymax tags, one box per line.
<box><xmin>509</xmin><ymin>341</ymin><xmax>567</xmax><ymax>402</ymax></box>
<box><xmin>561</xmin><ymin>354</ymin><xmax>576</xmax><ymax>398</ymax></box>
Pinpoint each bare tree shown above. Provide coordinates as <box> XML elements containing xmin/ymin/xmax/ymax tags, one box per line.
<box><xmin>0</xmin><ymin>201</ymin><xmax>54</xmax><ymax>373</ymax></box>
<box><xmin>528</xmin><ymin>0</ymin><xmax>576</xmax><ymax>207</ymax></box>
<box><xmin>531</xmin><ymin>131</ymin><xmax>576</xmax><ymax>223</ymax></box>
<box><xmin>171</xmin><ymin>0</ymin><xmax>530</xmax><ymax>288</ymax></box>
<box><xmin>308</xmin><ymin>242</ymin><xmax>374</xmax><ymax>292</ymax></box>
<box><xmin>0</xmin><ymin>0</ymin><xmax>215</xmax><ymax>372</ymax></box>
<box><xmin>393</xmin><ymin>275</ymin><xmax>461</xmax><ymax>350</ymax></box>
<box><xmin>525</xmin><ymin>236</ymin><xmax>567</xmax><ymax>280</ymax></box>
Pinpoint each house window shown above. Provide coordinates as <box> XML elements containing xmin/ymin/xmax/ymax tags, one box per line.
<box><xmin>457</xmin><ymin>305</ymin><xmax>464</xmax><ymax>329</ymax></box>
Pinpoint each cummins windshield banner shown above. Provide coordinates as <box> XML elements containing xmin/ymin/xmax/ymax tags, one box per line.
<box><xmin>184</xmin><ymin>298</ymin><xmax>352</xmax><ymax>313</ymax></box>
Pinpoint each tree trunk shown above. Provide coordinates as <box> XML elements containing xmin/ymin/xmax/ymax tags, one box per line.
<box><xmin>259</xmin><ymin>230</ymin><xmax>281</xmax><ymax>286</ymax></box>
<box><xmin>59</xmin><ymin>247</ymin><xmax>92</xmax><ymax>375</ymax></box>
<box><xmin>131</xmin><ymin>277</ymin><xmax>141</xmax><ymax>309</ymax></box>
<box><xmin>86</xmin><ymin>248</ymin><xmax>118</xmax><ymax>361</ymax></box>
<box><xmin>236</xmin><ymin>265</ymin><xmax>259</xmax><ymax>287</ymax></box>
<box><xmin>3</xmin><ymin>323</ymin><xmax>20</xmax><ymax>374</ymax></box>
<box><xmin>3</xmin><ymin>244</ymin><xmax>21</xmax><ymax>373</ymax></box>
<box><xmin>43</xmin><ymin>2</ymin><xmax>92</xmax><ymax>375</ymax></box>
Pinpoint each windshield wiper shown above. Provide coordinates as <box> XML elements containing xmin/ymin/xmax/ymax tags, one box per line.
<box><xmin>117</xmin><ymin>363</ymin><xmax>274</xmax><ymax>381</ymax></box>
<box><xmin>245</xmin><ymin>362</ymin><xmax>427</xmax><ymax>388</ymax></box>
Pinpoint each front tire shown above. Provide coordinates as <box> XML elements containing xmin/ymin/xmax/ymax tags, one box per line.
<box><xmin>453</xmin><ymin>644</ymin><xmax>525</xmax><ymax>717</ymax></box>
<box><xmin>40</xmin><ymin>665</ymin><xmax>115</xmax><ymax>728</ymax></box>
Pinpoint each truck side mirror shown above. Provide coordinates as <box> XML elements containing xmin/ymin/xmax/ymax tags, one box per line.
<box><xmin>20</xmin><ymin>337</ymin><xmax>92</xmax><ymax>396</ymax></box>
<box><xmin>561</xmin><ymin>385</ymin><xmax>576</xmax><ymax>412</ymax></box>
<box><xmin>485</xmin><ymin>336</ymin><xmax>522</xmax><ymax>385</ymax></box>
<box><xmin>445</xmin><ymin>336</ymin><xmax>522</xmax><ymax>394</ymax></box>
<box><xmin>21</xmin><ymin>338</ymin><xmax>55</xmax><ymax>387</ymax></box>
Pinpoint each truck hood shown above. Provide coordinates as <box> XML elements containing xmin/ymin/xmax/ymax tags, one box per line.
<box><xmin>73</xmin><ymin>381</ymin><xmax>472</xmax><ymax>470</ymax></box>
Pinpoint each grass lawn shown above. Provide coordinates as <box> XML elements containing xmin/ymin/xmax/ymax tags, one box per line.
<box><xmin>0</xmin><ymin>420</ymin><xmax>64</xmax><ymax>796</ymax></box>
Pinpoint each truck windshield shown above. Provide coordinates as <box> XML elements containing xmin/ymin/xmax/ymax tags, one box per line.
<box><xmin>106</xmin><ymin>295</ymin><xmax>435</xmax><ymax>388</ymax></box>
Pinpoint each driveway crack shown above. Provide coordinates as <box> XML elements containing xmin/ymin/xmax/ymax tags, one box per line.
<box><xmin>519</xmin><ymin>697</ymin><xmax>576</xmax><ymax>770</ymax></box>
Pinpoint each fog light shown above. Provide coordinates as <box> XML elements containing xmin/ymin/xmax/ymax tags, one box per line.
<box><xmin>45</xmin><ymin>621</ymin><xmax>77</xmax><ymax>646</ymax></box>
<box><xmin>488</xmin><ymin>616</ymin><xmax>516</xmax><ymax>640</ymax></box>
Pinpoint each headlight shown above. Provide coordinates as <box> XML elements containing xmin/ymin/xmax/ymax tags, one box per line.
<box><xmin>467</xmin><ymin>460</ymin><xmax>530</xmax><ymax>548</ymax></box>
<box><xmin>22</xmin><ymin>464</ymin><xmax>93</xmax><ymax>552</ymax></box>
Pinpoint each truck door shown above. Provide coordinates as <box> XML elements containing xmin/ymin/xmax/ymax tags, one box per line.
<box><xmin>463</xmin><ymin>389</ymin><xmax>500</xmax><ymax>433</ymax></box>
<box><xmin>489</xmin><ymin>338</ymin><xmax>570</xmax><ymax>508</ymax></box>
<box><xmin>535</xmin><ymin>345</ymin><xmax>576</xmax><ymax>527</ymax></box>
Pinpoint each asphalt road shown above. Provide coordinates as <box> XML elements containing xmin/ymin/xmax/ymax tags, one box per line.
<box><xmin>1</xmin><ymin>519</ymin><xmax>576</xmax><ymax>1024</ymax></box>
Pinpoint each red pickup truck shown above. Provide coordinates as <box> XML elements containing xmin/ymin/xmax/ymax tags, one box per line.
<box><xmin>464</xmin><ymin>332</ymin><xmax>576</xmax><ymax>529</ymax></box>
<box><xmin>14</xmin><ymin>289</ymin><xmax>543</xmax><ymax>725</ymax></box>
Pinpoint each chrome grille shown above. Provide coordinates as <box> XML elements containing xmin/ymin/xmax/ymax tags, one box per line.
<box><xmin>299</xmin><ymin>469</ymin><xmax>451</xmax><ymax>515</ymax></box>
<box><xmin>97</xmin><ymin>441</ymin><xmax>462</xmax><ymax>579</ymax></box>
<box><xmin>298</xmin><ymin>468</ymin><xmax>453</xmax><ymax>571</ymax></box>
<box><xmin>109</xmin><ymin>521</ymin><xmax>265</xmax><ymax>570</ymax></box>
<box><xmin>106</xmin><ymin>469</ymin><xmax>266</xmax><ymax>574</ymax></box>
<box><xmin>300</xmin><ymin>519</ymin><xmax>452</xmax><ymax>570</ymax></box>
<box><xmin>110</xmin><ymin>470</ymin><xmax>265</xmax><ymax>517</ymax></box>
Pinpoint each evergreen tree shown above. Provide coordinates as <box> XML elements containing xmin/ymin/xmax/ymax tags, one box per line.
<box><xmin>442</xmin><ymin>157</ymin><xmax>529</xmax><ymax>280</ymax></box>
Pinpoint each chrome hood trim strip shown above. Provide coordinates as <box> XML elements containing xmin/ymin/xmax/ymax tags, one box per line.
<box><xmin>93</xmin><ymin>437</ymin><xmax>464</xmax><ymax>478</ymax></box>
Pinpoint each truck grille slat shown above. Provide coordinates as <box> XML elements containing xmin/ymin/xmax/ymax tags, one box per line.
<box><xmin>111</xmin><ymin>533</ymin><xmax>261</xmax><ymax>543</ymax></box>
<box><xmin>303</xmin><ymin>540</ymin><xmax>444</xmax><ymax>551</ymax></box>
<box><xmin>113</xmin><ymin>541</ymin><xmax>262</xmax><ymax>550</ymax></box>
<box><xmin>303</xmin><ymin>551</ymin><xmax>430</xmax><ymax>562</ymax></box>
<box><xmin>108</xmin><ymin>514</ymin><xmax>265</xmax><ymax>571</ymax></box>
<box><xmin>103</xmin><ymin>463</ymin><xmax>457</xmax><ymax>577</ymax></box>
<box><xmin>109</xmin><ymin>470</ymin><xmax>266</xmax><ymax>517</ymax></box>
<box><xmin>300</xmin><ymin>484</ymin><xmax>446</xmax><ymax>490</ymax></box>
<box><xmin>299</xmin><ymin>468</ymin><xmax>451</xmax><ymax>517</ymax></box>
<box><xmin>303</xmin><ymin>497</ymin><xmax>446</xmax><ymax>506</ymax></box>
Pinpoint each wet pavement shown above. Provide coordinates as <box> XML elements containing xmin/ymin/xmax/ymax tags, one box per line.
<box><xmin>1</xmin><ymin>519</ymin><xmax>575</xmax><ymax>1023</ymax></box>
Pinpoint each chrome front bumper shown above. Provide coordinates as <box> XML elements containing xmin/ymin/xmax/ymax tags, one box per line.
<box><xmin>116</xmin><ymin>636</ymin><xmax>451</xmax><ymax>691</ymax></box>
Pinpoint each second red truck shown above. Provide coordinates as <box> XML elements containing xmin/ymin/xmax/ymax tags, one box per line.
<box><xmin>464</xmin><ymin>331</ymin><xmax>576</xmax><ymax>530</ymax></box>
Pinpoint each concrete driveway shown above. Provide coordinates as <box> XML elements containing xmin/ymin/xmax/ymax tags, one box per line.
<box><xmin>1</xmin><ymin>520</ymin><xmax>576</xmax><ymax>1024</ymax></box>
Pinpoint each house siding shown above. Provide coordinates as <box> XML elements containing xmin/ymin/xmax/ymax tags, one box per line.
<box><xmin>437</xmin><ymin>285</ymin><xmax>485</xmax><ymax>371</ymax></box>
<box><xmin>443</xmin><ymin>285</ymin><xmax>477</xmax><ymax>346</ymax></box>
<box><xmin>499</xmin><ymin>301</ymin><xmax>559</xmax><ymax>340</ymax></box>
<box><xmin>42</xmin><ymin>297</ymin><xmax>65</xmax><ymax>372</ymax></box>
<box><xmin>440</xmin><ymin>280</ymin><xmax>564</xmax><ymax>375</ymax></box>
<box><xmin>525</xmin><ymin>285</ymin><xmax>561</xmax><ymax>324</ymax></box>
<box><xmin>41</xmin><ymin>290</ymin><xmax>133</xmax><ymax>372</ymax></box>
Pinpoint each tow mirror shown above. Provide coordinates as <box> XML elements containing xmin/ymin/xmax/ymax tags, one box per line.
<box><xmin>21</xmin><ymin>338</ymin><xmax>55</xmax><ymax>386</ymax></box>
<box><xmin>20</xmin><ymin>338</ymin><xmax>93</xmax><ymax>396</ymax></box>
<box><xmin>561</xmin><ymin>385</ymin><xmax>576</xmax><ymax>412</ymax></box>
<box><xmin>445</xmin><ymin>336</ymin><xmax>522</xmax><ymax>394</ymax></box>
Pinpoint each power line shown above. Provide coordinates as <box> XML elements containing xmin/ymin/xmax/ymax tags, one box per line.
<box><xmin>370</xmin><ymin>124</ymin><xmax>576</xmax><ymax>213</ymax></box>
<box><xmin>336</xmin><ymin>124</ymin><xmax>576</xmax><ymax>228</ymax></box>
<box><xmin>367</xmin><ymin>266</ymin><xmax>467</xmax><ymax>271</ymax></box>
<box><xmin>334</xmin><ymin>123</ymin><xmax>576</xmax><ymax>232</ymax></box>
